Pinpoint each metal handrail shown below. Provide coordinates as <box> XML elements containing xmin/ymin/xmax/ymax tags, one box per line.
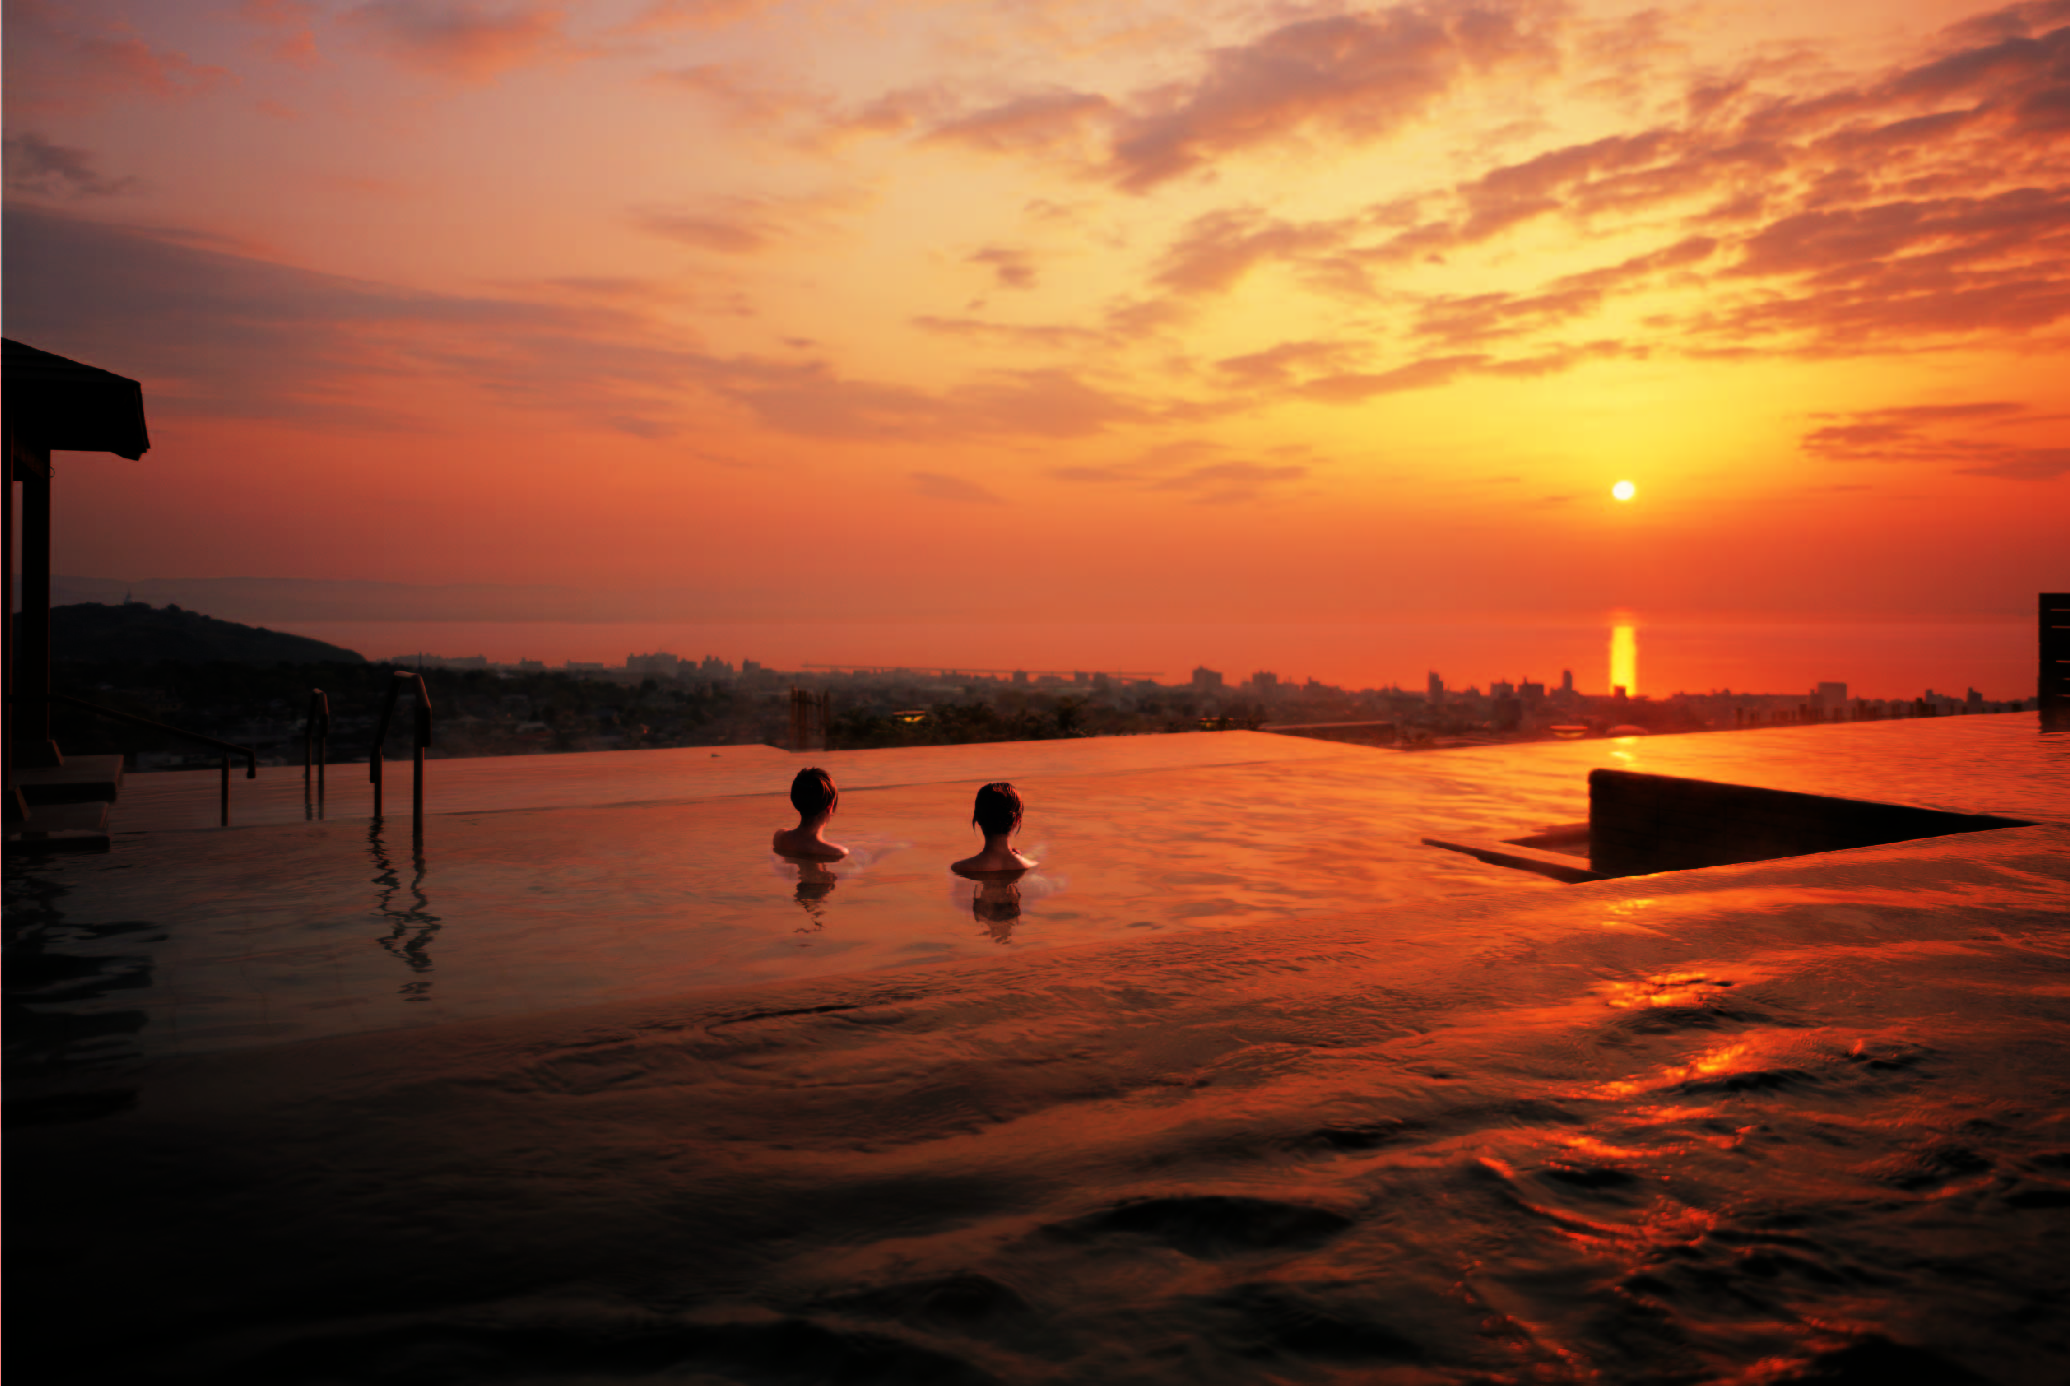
<box><xmin>43</xmin><ymin>691</ymin><xmax>256</xmax><ymax>827</ymax></box>
<box><xmin>369</xmin><ymin>671</ymin><xmax>432</xmax><ymax>824</ymax></box>
<box><xmin>303</xmin><ymin>689</ymin><xmax>330</xmax><ymax>787</ymax></box>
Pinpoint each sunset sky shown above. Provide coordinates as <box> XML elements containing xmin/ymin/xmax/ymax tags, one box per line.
<box><xmin>5</xmin><ymin>0</ymin><xmax>2066</xmax><ymax>689</ymax></box>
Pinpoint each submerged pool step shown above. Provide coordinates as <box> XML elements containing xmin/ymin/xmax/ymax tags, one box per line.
<box><xmin>1420</xmin><ymin>830</ymin><xmax>1605</xmax><ymax>884</ymax></box>
<box><xmin>1426</xmin><ymin>772</ymin><xmax>2036</xmax><ymax>884</ymax></box>
<box><xmin>3</xmin><ymin>799</ymin><xmax>112</xmax><ymax>852</ymax></box>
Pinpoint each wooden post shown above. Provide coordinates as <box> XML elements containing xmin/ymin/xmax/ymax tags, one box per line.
<box><xmin>4</xmin><ymin>429</ymin><xmax>15</xmax><ymax>818</ymax></box>
<box><xmin>13</xmin><ymin>441</ymin><xmax>60</xmax><ymax>768</ymax></box>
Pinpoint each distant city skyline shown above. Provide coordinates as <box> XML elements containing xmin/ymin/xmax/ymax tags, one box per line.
<box><xmin>49</xmin><ymin>578</ymin><xmax>2045</xmax><ymax>700</ymax></box>
<box><xmin>363</xmin><ymin>619</ymin><xmax>2034</xmax><ymax>703</ymax></box>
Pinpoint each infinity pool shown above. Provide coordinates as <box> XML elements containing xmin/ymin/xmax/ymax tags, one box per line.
<box><xmin>9</xmin><ymin>719</ymin><xmax>2063</xmax><ymax>1066</ymax></box>
<box><xmin>9</xmin><ymin>716</ymin><xmax>2069</xmax><ymax>1384</ymax></box>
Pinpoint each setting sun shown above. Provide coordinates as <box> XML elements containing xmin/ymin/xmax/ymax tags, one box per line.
<box><xmin>1612</xmin><ymin>480</ymin><xmax>1637</xmax><ymax>502</ymax></box>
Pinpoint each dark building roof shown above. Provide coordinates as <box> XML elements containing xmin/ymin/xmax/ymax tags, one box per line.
<box><xmin>3</xmin><ymin>338</ymin><xmax>151</xmax><ymax>460</ymax></box>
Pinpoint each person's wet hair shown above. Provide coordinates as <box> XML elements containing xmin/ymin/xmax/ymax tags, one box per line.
<box><xmin>790</xmin><ymin>767</ymin><xmax>838</xmax><ymax>819</ymax></box>
<box><xmin>972</xmin><ymin>781</ymin><xmax>1023</xmax><ymax>837</ymax></box>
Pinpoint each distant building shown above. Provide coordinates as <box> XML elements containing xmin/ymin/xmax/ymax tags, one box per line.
<box><xmin>565</xmin><ymin>661</ymin><xmax>605</xmax><ymax>672</ymax></box>
<box><xmin>697</xmin><ymin>655</ymin><xmax>733</xmax><ymax>677</ymax></box>
<box><xmin>516</xmin><ymin>658</ymin><xmax>545</xmax><ymax>672</ymax></box>
<box><xmin>1491</xmin><ymin>679</ymin><xmax>1515</xmax><ymax>700</ymax></box>
<box><xmin>626</xmin><ymin>651</ymin><xmax>683</xmax><ymax>676</ymax></box>
<box><xmin>1814</xmin><ymin>681</ymin><xmax>1847</xmax><ymax>711</ymax></box>
<box><xmin>1192</xmin><ymin>666</ymin><xmax>1224</xmax><ymax>691</ymax></box>
<box><xmin>1520</xmin><ymin>680</ymin><xmax>1545</xmax><ymax>702</ymax></box>
<box><xmin>1560</xmin><ymin>669</ymin><xmax>1574</xmax><ymax>695</ymax></box>
<box><xmin>1073</xmin><ymin>670</ymin><xmax>1089</xmax><ymax>685</ymax></box>
<box><xmin>1427</xmin><ymin>671</ymin><xmax>1444</xmax><ymax>707</ymax></box>
<box><xmin>1012</xmin><ymin>670</ymin><xmax>1029</xmax><ymax>686</ymax></box>
<box><xmin>1250</xmin><ymin>671</ymin><xmax>1279</xmax><ymax>694</ymax></box>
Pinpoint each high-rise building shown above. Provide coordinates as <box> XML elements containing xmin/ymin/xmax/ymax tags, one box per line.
<box><xmin>1560</xmin><ymin>669</ymin><xmax>1575</xmax><ymax>694</ymax></box>
<box><xmin>1251</xmin><ymin>671</ymin><xmax>1280</xmax><ymax>693</ymax></box>
<box><xmin>1192</xmin><ymin>666</ymin><xmax>1224</xmax><ymax>691</ymax></box>
<box><xmin>1427</xmin><ymin>671</ymin><xmax>1445</xmax><ymax>707</ymax></box>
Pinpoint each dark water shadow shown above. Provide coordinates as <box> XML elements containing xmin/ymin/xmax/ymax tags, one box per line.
<box><xmin>2</xmin><ymin>858</ymin><xmax>151</xmax><ymax>1122</ymax></box>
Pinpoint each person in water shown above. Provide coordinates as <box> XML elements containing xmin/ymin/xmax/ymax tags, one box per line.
<box><xmin>951</xmin><ymin>781</ymin><xmax>1036</xmax><ymax>874</ymax></box>
<box><xmin>773</xmin><ymin>767</ymin><xmax>848</xmax><ymax>861</ymax></box>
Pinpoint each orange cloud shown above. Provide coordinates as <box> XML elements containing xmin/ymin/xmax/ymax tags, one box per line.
<box><xmin>909</xmin><ymin>471</ymin><xmax>1007</xmax><ymax>505</ymax></box>
<box><xmin>967</xmin><ymin>245</ymin><xmax>1038</xmax><ymax>291</ymax></box>
<box><xmin>653</xmin><ymin>62</ymin><xmax>811</xmax><ymax>127</ymax></box>
<box><xmin>2</xmin><ymin>133</ymin><xmax>139</xmax><ymax>197</ymax></box>
<box><xmin>924</xmin><ymin>90</ymin><xmax>1114</xmax><ymax>159</ymax></box>
<box><xmin>1047</xmin><ymin>439</ymin><xmax>1317</xmax><ymax>504</ymax></box>
<box><xmin>1107</xmin><ymin>4</ymin><xmax>1559</xmax><ymax>191</ymax></box>
<box><xmin>3</xmin><ymin>2</ymin><xmax>232</xmax><ymax>111</ymax></box>
<box><xmin>343</xmin><ymin>1</ymin><xmax>572</xmax><ymax>80</ymax></box>
<box><xmin>1800</xmin><ymin>401</ymin><xmax>2070</xmax><ymax>481</ymax></box>
<box><xmin>239</xmin><ymin>0</ymin><xmax>323</xmax><ymax>70</ymax></box>
<box><xmin>623</xmin><ymin>0</ymin><xmax>779</xmax><ymax>33</ymax></box>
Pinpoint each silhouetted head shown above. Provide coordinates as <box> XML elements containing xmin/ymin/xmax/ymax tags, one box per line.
<box><xmin>790</xmin><ymin>767</ymin><xmax>838</xmax><ymax>819</ymax></box>
<box><xmin>972</xmin><ymin>781</ymin><xmax>1023</xmax><ymax>837</ymax></box>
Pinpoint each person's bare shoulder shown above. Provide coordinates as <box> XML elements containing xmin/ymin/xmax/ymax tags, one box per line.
<box><xmin>952</xmin><ymin>850</ymin><xmax>1034</xmax><ymax>876</ymax></box>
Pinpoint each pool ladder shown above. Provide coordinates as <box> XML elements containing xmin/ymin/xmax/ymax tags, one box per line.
<box><xmin>369</xmin><ymin>671</ymin><xmax>432</xmax><ymax>827</ymax></box>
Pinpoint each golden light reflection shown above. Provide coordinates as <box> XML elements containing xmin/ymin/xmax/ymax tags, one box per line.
<box><xmin>1609</xmin><ymin>621</ymin><xmax>1637</xmax><ymax>696</ymax></box>
<box><xmin>1601</xmin><ymin>973</ymin><xmax>1733</xmax><ymax>1009</ymax></box>
<box><xmin>1593</xmin><ymin>1034</ymin><xmax>1794</xmax><ymax>1100</ymax></box>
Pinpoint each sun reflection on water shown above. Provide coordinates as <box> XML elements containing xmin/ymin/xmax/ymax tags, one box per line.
<box><xmin>1609</xmin><ymin>619</ymin><xmax>1638</xmax><ymax>696</ymax></box>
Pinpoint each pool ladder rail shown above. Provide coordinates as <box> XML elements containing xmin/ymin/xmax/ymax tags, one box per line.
<box><xmin>369</xmin><ymin>671</ymin><xmax>432</xmax><ymax>827</ymax></box>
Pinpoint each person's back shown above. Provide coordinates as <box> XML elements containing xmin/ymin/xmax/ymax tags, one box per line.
<box><xmin>951</xmin><ymin>781</ymin><xmax>1035</xmax><ymax>875</ymax></box>
<box><xmin>773</xmin><ymin>767</ymin><xmax>848</xmax><ymax>861</ymax></box>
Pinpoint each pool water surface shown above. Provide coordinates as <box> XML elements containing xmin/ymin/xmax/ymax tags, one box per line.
<box><xmin>8</xmin><ymin>717</ymin><xmax>2070</xmax><ymax>1384</ymax></box>
<box><xmin>10</xmin><ymin>718</ymin><xmax>2063</xmax><ymax>1071</ymax></box>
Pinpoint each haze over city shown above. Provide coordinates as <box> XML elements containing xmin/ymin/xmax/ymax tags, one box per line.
<box><xmin>6</xmin><ymin>0</ymin><xmax>2065</xmax><ymax>691</ymax></box>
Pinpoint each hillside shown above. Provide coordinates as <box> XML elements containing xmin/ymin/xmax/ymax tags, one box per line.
<box><xmin>50</xmin><ymin>602</ymin><xmax>367</xmax><ymax>665</ymax></box>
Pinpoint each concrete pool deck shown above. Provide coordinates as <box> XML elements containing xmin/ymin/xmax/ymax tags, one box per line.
<box><xmin>7</xmin><ymin>715</ymin><xmax>2069</xmax><ymax>1382</ymax></box>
